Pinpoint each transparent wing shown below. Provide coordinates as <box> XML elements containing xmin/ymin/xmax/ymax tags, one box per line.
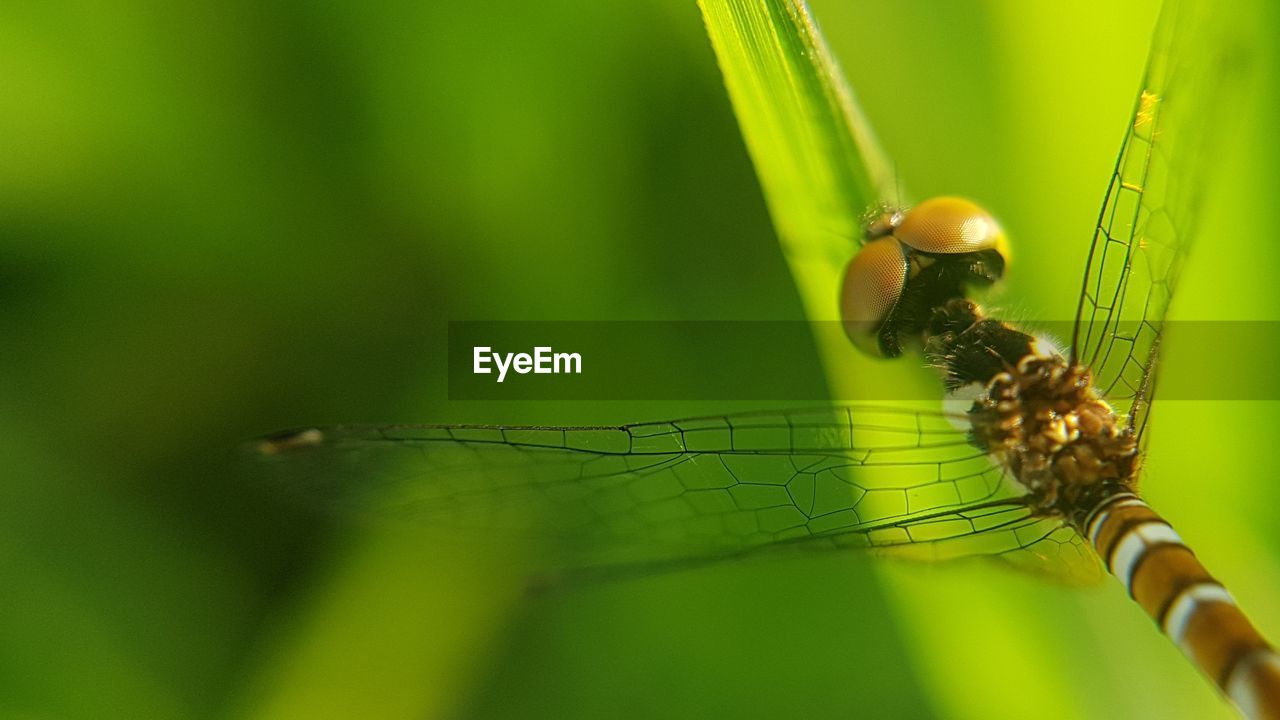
<box><xmin>251</xmin><ymin>405</ymin><xmax>1099</xmax><ymax>582</ymax></box>
<box><xmin>1071</xmin><ymin>0</ymin><xmax>1243</xmax><ymax>441</ymax></box>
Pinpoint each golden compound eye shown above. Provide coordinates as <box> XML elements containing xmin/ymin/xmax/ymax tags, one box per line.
<box><xmin>895</xmin><ymin>196</ymin><xmax>1008</xmax><ymax>260</ymax></box>
<box><xmin>839</xmin><ymin>236</ymin><xmax>908</xmax><ymax>357</ymax></box>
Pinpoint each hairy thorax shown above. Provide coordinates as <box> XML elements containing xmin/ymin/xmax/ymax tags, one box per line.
<box><xmin>969</xmin><ymin>354</ymin><xmax>1140</xmax><ymax>521</ymax></box>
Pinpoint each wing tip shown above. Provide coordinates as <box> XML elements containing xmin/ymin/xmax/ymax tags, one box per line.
<box><xmin>251</xmin><ymin>428</ymin><xmax>326</xmax><ymax>456</ymax></box>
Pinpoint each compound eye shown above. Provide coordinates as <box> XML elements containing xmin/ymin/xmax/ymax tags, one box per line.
<box><xmin>895</xmin><ymin>196</ymin><xmax>1007</xmax><ymax>259</ymax></box>
<box><xmin>840</xmin><ymin>236</ymin><xmax>909</xmax><ymax>357</ymax></box>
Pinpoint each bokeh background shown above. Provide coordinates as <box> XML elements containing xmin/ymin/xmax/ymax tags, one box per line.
<box><xmin>3</xmin><ymin>1</ymin><xmax>1278</xmax><ymax>719</ymax></box>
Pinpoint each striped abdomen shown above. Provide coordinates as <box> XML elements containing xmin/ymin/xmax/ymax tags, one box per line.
<box><xmin>1085</xmin><ymin>493</ymin><xmax>1280</xmax><ymax>719</ymax></box>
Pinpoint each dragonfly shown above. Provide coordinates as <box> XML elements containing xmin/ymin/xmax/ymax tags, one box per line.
<box><xmin>253</xmin><ymin>0</ymin><xmax>1277</xmax><ymax>717</ymax></box>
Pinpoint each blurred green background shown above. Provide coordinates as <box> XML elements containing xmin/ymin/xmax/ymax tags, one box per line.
<box><xmin>2</xmin><ymin>1</ymin><xmax>1278</xmax><ymax>719</ymax></box>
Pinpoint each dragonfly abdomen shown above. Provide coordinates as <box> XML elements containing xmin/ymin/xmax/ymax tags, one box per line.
<box><xmin>1085</xmin><ymin>493</ymin><xmax>1280</xmax><ymax>719</ymax></box>
<box><xmin>921</xmin><ymin>298</ymin><xmax>1280</xmax><ymax>717</ymax></box>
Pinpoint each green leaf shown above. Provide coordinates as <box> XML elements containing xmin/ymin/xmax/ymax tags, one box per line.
<box><xmin>697</xmin><ymin>0</ymin><xmax>893</xmax><ymax>361</ymax></box>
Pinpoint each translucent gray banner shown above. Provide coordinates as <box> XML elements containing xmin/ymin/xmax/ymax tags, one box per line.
<box><xmin>447</xmin><ymin>321</ymin><xmax>1280</xmax><ymax>401</ymax></box>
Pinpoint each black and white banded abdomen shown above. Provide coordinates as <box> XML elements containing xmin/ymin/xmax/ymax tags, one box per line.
<box><xmin>1085</xmin><ymin>494</ymin><xmax>1280</xmax><ymax>719</ymax></box>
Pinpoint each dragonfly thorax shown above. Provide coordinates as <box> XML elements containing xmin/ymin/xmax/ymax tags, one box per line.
<box><xmin>925</xmin><ymin>298</ymin><xmax>1141</xmax><ymax>523</ymax></box>
<box><xmin>969</xmin><ymin>354</ymin><xmax>1139</xmax><ymax>520</ymax></box>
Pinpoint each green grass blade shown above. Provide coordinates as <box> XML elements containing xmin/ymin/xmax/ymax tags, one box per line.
<box><xmin>697</xmin><ymin>0</ymin><xmax>894</xmax><ymax>334</ymax></box>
